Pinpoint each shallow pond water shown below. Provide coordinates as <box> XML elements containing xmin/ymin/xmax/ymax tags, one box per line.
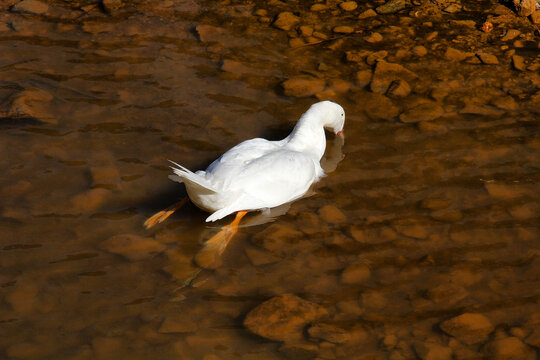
<box><xmin>1</xmin><ymin>0</ymin><xmax>539</xmax><ymax>359</ymax></box>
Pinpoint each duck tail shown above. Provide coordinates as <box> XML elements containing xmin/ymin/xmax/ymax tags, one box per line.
<box><xmin>168</xmin><ymin>160</ymin><xmax>218</xmax><ymax>194</ymax></box>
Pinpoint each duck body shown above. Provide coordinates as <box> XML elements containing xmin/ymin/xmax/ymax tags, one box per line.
<box><xmin>169</xmin><ymin>101</ymin><xmax>345</xmax><ymax>222</ymax></box>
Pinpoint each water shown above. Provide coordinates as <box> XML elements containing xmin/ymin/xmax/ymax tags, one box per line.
<box><xmin>1</xmin><ymin>1</ymin><xmax>539</xmax><ymax>359</ymax></box>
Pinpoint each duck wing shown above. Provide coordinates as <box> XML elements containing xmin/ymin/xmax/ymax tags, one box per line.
<box><xmin>204</xmin><ymin>138</ymin><xmax>284</xmax><ymax>189</ymax></box>
<box><xmin>205</xmin><ymin>149</ymin><xmax>323</xmax><ymax>222</ymax></box>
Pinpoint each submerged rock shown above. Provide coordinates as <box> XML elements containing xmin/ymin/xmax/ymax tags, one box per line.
<box><xmin>376</xmin><ymin>0</ymin><xmax>406</xmax><ymax>14</ymax></box>
<box><xmin>243</xmin><ymin>294</ymin><xmax>328</xmax><ymax>342</ymax></box>
<box><xmin>477</xmin><ymin>52</ymin><xmax>499</xmax><ymax>65</ymax></box>
<box><xmin>273</xmin><ymin>12</ymin><xmax>299</xmax><ymax>31</ymax></box>
<box><xmin>358</xmin><ymin>9</ymin><xmax>377</xmax><ymax>18</ymax></box>
<box><xmin>399</xmin><ymin>100</ymin><xmax>443</xmax><ymax>123</ymax></box>
<box><xmin>333</xmin><ymin>25</ymin><xmax>355</xmax><ymax>34</ymax></box>
<box><xmin>370</xmin><ymin>60</ymin><xmax>417</xmax><ymax>94</ymax></box>
<box><xmin>340</xmin><ymin>262</ymin><xmax>371</xmax><ymax>284</ymax></box>
<box><xmin>281</xmin><ymin>76</ymin><xmax>326</xmax><ymax>98</ymax></box>
<box><xmin>308</xmin><ymin>323</ymin><xmax>350</xmax><ymax>343</ymax></box>
<box><xmin>512</xmin><ymin>55</ymin><xmax>526</xmax><ymax>71</ymax></box>
<box><xmin>485</xmin><ymin>336</ymin><xmax>531</xmax><ymax>359</ymax></box>
<box><xmin>444</xmin><ymin>47</ymin><xmax>474</xmax><ymax>62</ymax></box>
<box><xmin>414</xmin><ymin>342</ymin><xmax>452</xmax><ymax>360</ymax></box>
<box><xmin>101</xmin><ymin>0</ymin><xmax>122</xmax><ymax>12</ymax></box>
<box><xmin>318</xmin><ymin>205</ymin><xmax>346</xmax><ymax>224</ymax></box>
<box><xmin>439</xmin><ymin>313</ymin><xmax>494</xmax><ymax>345</ymax></box>
<box><xmin>10</xmin><ymin>0</ymin><xmax>49</xmax><ymax>15</ymax></box>
<box><xmin>524</xmin><ymin>328</ymin><xmax>540</xmax><ymax>348</ymax></box>
<box><xmin>386</xmin><ymin>79</ymin><xmax>411</xmax><ymax>98</ymax></box>
<box><xmin>99</xmin><ymin>233</ymin><xmax>166</xmax><ymax>261</ymax></box>
<box><xmin>0</xmin><ymin>88</ymin><xmax>55</xmax><ymax>124</ymax></box>
<box><xmin>513</xmin><ymin>0</ymin><xmax>536</xmax><ymax>16</ymax></box>
<box><xmin>70</xmin><ymin>188</ymin><xmax>111</xmax><ymax>213</ymax></box>
<box><xmin>340</xmin><ymin>1</ymin><xmax>358</xmax><ymax>11</ymax></box>
<box><xmin>358</xmin><ymin>92</ymin><xmax>400</xmax><ymax>121</ymax></box>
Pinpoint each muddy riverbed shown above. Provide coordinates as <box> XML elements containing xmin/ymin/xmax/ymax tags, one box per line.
<box><xmin>1</xmin><ymin>0</ymin><xmax>539</xmax><ymax>359</ymax></box>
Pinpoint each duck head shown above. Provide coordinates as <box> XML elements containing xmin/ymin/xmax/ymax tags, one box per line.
<box><xmin>307</xmin><ymin>101</ymin><xmax>345</xmax><ymax>135</ymax></box>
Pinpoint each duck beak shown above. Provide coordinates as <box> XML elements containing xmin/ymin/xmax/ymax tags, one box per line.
<box><xmin>336</xmin><ymin>129</ymin><xmax>343</xmax><ymax>137</ymax></box>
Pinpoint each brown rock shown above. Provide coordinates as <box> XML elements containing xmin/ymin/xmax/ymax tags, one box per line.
<box><xmin>485</xmin><ymin>336</ymin><xmax>531</xmax><ymax>359</ymax></box>
<box><xmin>366</xmin><ymin>32</ymin><xmax>383</xmax><ymax>43</ymax></box>
<box><xmin>70</xmin><ymin>188</ymin><xmax>111</xmax><ymax>212</ymax></box>
<box><xmin>254</xmin><ymin>223</ymin><xmax>305</xmax><ymax>253</ymax></box>
<box><xmin>356</xmin><ymin>70</ymin><xmax>373</xmax><ymax>87</ymax></box>
<box><xmin>451</xmin><ymin>20</ymin><xmax>476</xmax><ymax>28</ymax></box>
<box><xmin>361</xmin><ymin>290</ymin><xmax>387</xmax><ymax>309</ymax></box>
<box><xmin>484</xmin><ymin>182</ymin><xmax>528</xmax><ymax>199</ymax></box>
<box><xmin>370</xmin><ymin>60</ymin><xmax>417</xmax><ymax>94</ymax></box>
<box><xmin>340</xmin><ymin>1</ymin><xmax>358</xmax><ymax>11</ymax></box>
<box><xmin>439</xmin><ymin>313</ymin><xmax>494</xmax><ymax>345</ymax></box>
<box><xmin>358</xmin><ymin>92</ymin><xmax>400</xmax><ymax>121</ymax></box>
<box><xmin>99</xmin><ymin>234</ymin><xmax>166</xmax><ymax>261</ymax></box>
<box><xmin>358</xmin><ymin>9</ymin><xmax>377</xmax><ymax>18</ymax></box>
<box><xmin>281</xmin><ymin>76</ymin><xmax>326</xmax><ymax>98</ymax></box>
<box><xmin>366</xmin><ymin>50</ymin><xmax>388</xmax><ymax>65</ymax></box>
<box><xmin>477</xmin><ymin>52</ymin><xmax>499</xmax><ymax>65</ymax></box>
<box><xmin>414</xmin><ymin>342</ymin><xmax>452</xmax><ymax>360</ymax></box>
<box><xmin>273</xmin><ymin>12</ymin><xmax>300</xmax><ymax>31</ymax></box>
<box><xmin>310</xmin><ymin>4</ymin><xmax>327</xmax><ymax>11</ymax></box>
<box><xmin>426</xmin><ymin>282</ymin><xmax>467</xmax><ymax>305</ymax></box>
<box><xmin>245</xmin><ymin>247</ymin><xmax>281</xmax><ymax>266</ymax></box>
<box><xmin>513</xmin><ymin>0</ymin><xmax>535</xmax><ymax>16</ymax></box>
<box><xmin>443</xmin><ymin>4</ymin><xmax>460</xmax><ymax>13</ymax></box>
<box><xmin>333</xmin><ymin>25</ymin><xmax>355</xmax><ymax>34</ymax></box>
<box><xmin>0</xmin><ymin>88</ymin><xmax>55</xmax><ymax>124</ymax></box>
<box><xmin>102</xmin><ymin>0</ymin><xmax>122</xmax><ymax>11</ymax></box>
<box><xmin>386</xmin><ymin>79</ymin><xmax>411</xmax><ymax>98</ymax></box>
<box><xmin>511</xmin><ymin>55</ymin><xmax>526</xmax><ymax>71</ymax></box>
<box><xmin>318</xmin><ymin>205</ymin><xmax>346</xmax><ymax>224</ymax></box>
<box><xmin>412</xmin><ymin>45</ymin><xmax>427</xmax><ymax>57</ymax></box>
<box><xmin>532</xmin><ymin>10</ymin><xmax>540</xmax><ymax>24</ymax></box>
<box><xmin>220</xmin><ymin>59</ymin><xmax>251</xmax><ymax>74</ymax></box>
<box><xmin>299</xmin><ymin>25</ymin><xmax>313</xmax><ymax>37</ymax></box>
<box><xmin>444</xmin><ymin>47</ymin><xmax>474</xmax><ymax>62</ymax></box>
<box><xmin>243</xmin><ymin>294</ymin><xmax>328</xmax><ymax>342</ymax></box>
<box><xmin>501</xmin><ymin>29</ymin><xmax>520</xmax><ymax>41</ymax></box>
<box><xmin>341</xmin><ymin>263</ymin><xmax>371</xmax><ymax>284</ymax></box>
<box><xmin>376</xmin><ymin>0</ymin><xmax>406</xmax><ymax>14</ymax></box>
<box><xmin>288</xmin><ymin>38</ymin><xmax>305</xmax><ymax>48</ymax></box>
<box><xmin>308</xmin><ymin>323</ymin><xmax>350</xmax><ymax>343</ymax></box>
<box><xmin>524</xmin><ymin>328</ymin><xmax>540</xmax><ymax>348</ymax></box>
<box><xmin>10</xmin><ymin>0</ymin><xmax>48</xmax><ymax>14</ymax></box>
<box><xmin>491</xmin><ymin>96</ymin><xmax>518</xmax><ymax>111</ymax></box>
<box><xmin>392</xmin><ymin>219</ymin><xmax>429</xmax><ymax>239</ymax></box>
<box><xmin>195</xmin><ymin>24</ymin><xmax>224</xmax><ymax>42</ymax></box>
<box><xmin>399</xmin><ymin>101</ymin><xmax>443</xmax><ymax>123</ymax></box>
<box><xmin>6</xmin><ymin>282</ymin><xmax>39</xmax><ymax>315</ymax></box>
<box><xmin>421</xmin><ymin>198</ymin><xmax>450</xmax><ymax>210</ymax></box>
<box><xmin>345</xmin><ymin>49</ymin><xmax>371</xmax><ymax>63</ymax></box>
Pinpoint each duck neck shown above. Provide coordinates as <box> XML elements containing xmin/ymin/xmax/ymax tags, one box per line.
<box><xmin>284</xmin><ymin>112</ymin><xmax>326</xmax><ymax>160</ymax></box>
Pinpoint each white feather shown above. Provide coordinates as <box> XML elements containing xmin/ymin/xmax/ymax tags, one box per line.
<box><xmin>168</xmin><ymin>101</ymin><xmax>345</xmax><ymax>222</ymax></box>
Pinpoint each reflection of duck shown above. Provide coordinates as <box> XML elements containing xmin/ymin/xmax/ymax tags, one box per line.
<box><xmin>145</xmin><ymin>101</ymin><xmax>345</xmax><ymax>256</ymax></box>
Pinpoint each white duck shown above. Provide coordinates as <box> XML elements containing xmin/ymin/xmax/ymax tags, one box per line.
<box><xmin>145</xmin><ymin>101</ymin><xmax>345</xmax><ymax>253</ymax></box>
